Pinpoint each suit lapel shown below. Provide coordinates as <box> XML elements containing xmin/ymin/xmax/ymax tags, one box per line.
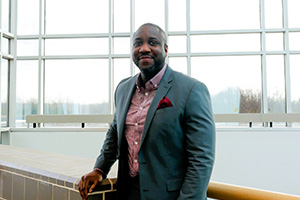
<box><xmin>140</xmin><ymin>66</ymin><xmax>173</xmax><ymax>147</ymax></box>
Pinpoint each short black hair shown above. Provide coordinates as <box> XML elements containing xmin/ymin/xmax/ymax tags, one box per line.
<box><xmin>135</xmin><ymin>23</ymin><xmax>168</xmax><ymax>46</ymax></box>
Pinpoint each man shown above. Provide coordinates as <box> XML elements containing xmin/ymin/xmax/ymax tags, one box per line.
<box><xmin>78</xmin><ymin>23</ymin><xmax>215</xmax><ymax>200</ymax></box>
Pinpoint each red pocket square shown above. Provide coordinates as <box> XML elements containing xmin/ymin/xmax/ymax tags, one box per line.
<box><xmin>157</xmin><ymin>96</ymin><xmax>173</xmax><ymax>109</ymax></box>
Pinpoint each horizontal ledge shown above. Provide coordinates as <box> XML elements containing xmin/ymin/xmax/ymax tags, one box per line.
<box><xmin>10</xmin><ymin>127</ymin><xmax>109</xmax><ymax>132</ymax></box>
<box><xmin>25</xmin><ymin>114</ymin><xmax>300</xmax><ymax>124</ymax></box>
<box><xmin>16</xmin><ymin>52</ymin><xmax>300</xmax><ymax>60</ymax></box>
<box><xmin>26</xmin><ymin>114</ymin><xmax>114</xmax><ymax>123</ymax></box>
<box><xmin>0</xmin><ymin>30</ymin><xmax>14</xmax><ymax>39</ymax></box>
<box><xmin>1</xmin><ymin>53</ymin><xmax>14</xmax><ymax>60</ymax></box>
<box><xmin>9</xmin><ymin>127</ymin><xmax>300</xmax><ymax>133</ymax></box>
<box><xmin>15</xmin><ymin>28</ymin><xmax>300</xmax><ymax>39</ymax></box>
<box><xmin>214</xmin><ymin>113</ymin><xmax>300</xmax><ymax>123</ymax></box>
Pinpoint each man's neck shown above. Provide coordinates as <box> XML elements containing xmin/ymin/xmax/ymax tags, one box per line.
<box><xmin>140</xmin><ymin>64</ymin><xmax>165</xmax><ymax>84</ymax></box>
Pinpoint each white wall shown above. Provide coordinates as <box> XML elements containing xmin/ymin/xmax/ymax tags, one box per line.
<box><xmin>8</xmin><ymin>130</ymin><xmax>107</xmax><ymax>159</ymax></box>
<box><xmin>211</xmin><ymin>128</ymin><xmax>300</xmax><ymax>196</ymax></box>
<box><xmin>6</xmin><ymin>128</ymin><xmax>300</xmax><ymax>196</ymax></box>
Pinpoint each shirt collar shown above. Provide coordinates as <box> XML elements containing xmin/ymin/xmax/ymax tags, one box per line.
<box><xmin>136</xmin><ymin>64</ymin><xmax>167</xmax><ymax>90</ymax></box>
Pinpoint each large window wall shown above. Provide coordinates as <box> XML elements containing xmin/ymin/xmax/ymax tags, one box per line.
<box><xmin>2</xmin><ymin>0</ymin><xmax>300</xmax><ymax>127</ymax></box>
<box><xmin>1</xmin><ymin>0</ymin><xmax>14</xmax><ymax>127</ymax></box>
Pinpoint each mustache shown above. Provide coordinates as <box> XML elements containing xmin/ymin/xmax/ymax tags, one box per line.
<box><xmin>138</xmin><ymin>54</ymin><xmax>154</xmax><ymax>60</ymax></box>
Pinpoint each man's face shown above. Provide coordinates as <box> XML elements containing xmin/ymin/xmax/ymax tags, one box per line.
<box><xmin>132</xmin><ymin>25</ymin><xmax>168</xmax><ymax>74</ymax></box>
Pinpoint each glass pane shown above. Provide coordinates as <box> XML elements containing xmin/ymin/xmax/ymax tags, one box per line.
<box><xmin>266</xmin><ymin>55</ymin><xmax>285</xmax><ymax>113</ymax></box>
<box><xmin>114</xmin><ymin>0</ymin><xmax>130</xmax><ymax>33</ymax></box>
<box><xmin>190</xmin><ymin>0</ymin><xmax>260</xmax><ymax>30</ymax></box>
<box><xmin>1</xmin><ymin>59</ymin><xmax>9</xmax><ymax>127</ymax></box>
<box><xmin>16</xmin><ymin>60</ymin><xmax>39</xmax><ymax>127</ymax></box>
<box><xmin>1</xmin><ymin>37</ymin><xmax>10</xmax><ymax>54</ymax></box>
<box><xmin>46</xmin><ymin>0</ymin><xmax>109</xmax><ymax>34</ymax></box>
<box><xmin>289</xmin><ymin>32</ymin><xmax>300</xmax><ymax>51</ymax></box>
<box><xmin>133</xmin><ymin>61</ymin><xmax>140</xmax><ymax>75</ymax></box>
<box><xmin>135</xmin><ymin>0</ymin><xmax>164</xmax><ymax>30</ymax></box>
<box><xmin>264</xmin><ymin>0</ymin><xmax>283</xmax><ymax>28</ymax></box>
<box><xmin>168</xmin><ymin>36</ymin><xmax>186</xmax><ymax>54</ymax></box>
<box><xmin>45</xmin><ymin>38</ymin><xmax>109</xmax><ymax>55</ymax></box>
<box><xmin>191</xmin><ymin>56</ymin><xmax>262</xmax><ymax>114</ymax></box>
<box><xmin>113</xmin><ymin>58</ymin><xmax>131</xmax><ymax>92</ymax></box>
<box><xmin>288</xmin><ymin>0</ymin><xmax>300</xmax><ymax>28</ymax></box>
<box><xmin>113</xmin><ymin>37</ymin><xmax>130</xmax><ymax>54</ymax></box>
<box><xmin>168</xmin><ymin>57</ymin><xmax>187</xmax><ymax>75</ymax></box>
<box><xmin>1</xmin><ymin>0</ymin><xmax>10</xmax><ymax>32</ymax></box>
<box><xmin>290</xmin><ymin>55</ymin><xmax>300</xmax><ymax>113</ymax></box>
<box><xmin>17</xmin><ymin>0</ymin><xmax>39</xmax><ymax>35</ymax></box>
<box><xmin>17</xmin><ymin>40</ymin><xmax>39</xmax><ymax>56</ymax></box>
<box><xmin>191</xmin><ymin>34</ymin><xmax>260</xmax><ymax>53</ymax></box>
<box><xmin>265</xmin><ymin>33</ymin><xmax>283</xmax><ymax>51</ymax></box>
<box><xmin>169</xmin><ymin>0</ymin><xmax>186</xmax><ymax>31</ymax></box>
<box><xmin>44</xmin><ymin>59</ymin><xmax>109</xmax><ymax>115</ymax></box>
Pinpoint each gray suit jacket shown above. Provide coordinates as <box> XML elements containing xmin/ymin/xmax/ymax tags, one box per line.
<box><xmin>94</xmin><ymin>66</ymin><xmax>215</xmax><ymax>200</ymax></box>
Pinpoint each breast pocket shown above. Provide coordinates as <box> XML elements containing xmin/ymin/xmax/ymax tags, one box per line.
<box><xmin>153</xmin><ymin>106</ymin><xmax>179</xmax><ymax>128</ymax></box>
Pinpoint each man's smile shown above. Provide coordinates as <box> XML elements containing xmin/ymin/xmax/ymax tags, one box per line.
<box><xmin>139</xmin><ymin>55</ymin><xmax>153</xmax><ymax>61</ymax></box>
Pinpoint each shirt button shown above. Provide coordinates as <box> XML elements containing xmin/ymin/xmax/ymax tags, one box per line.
<box><xmin>135</xmin><ymin>123</ymin><xmax>138</xmax><ymax>126</ymax></box>
<box><xmin>135</xmin><ymin>141</ymin><xmax>138</xmax><ymax>145</ymax></box>
<box><xmin>139</xmin><ymin>107</ymin><xmax>143</xmax><ymax>110</ymax></box>
<box><xmin>145</xmin><ymin>93</ymin><xmax>148</xmax><ymax>96</ymax></box>
<box><xmin>134</xmin><ymin>160</ymin><xmax>138</xmax><ymax>163</ymax></box>
<box><xmin>154</xmin><ymin>84</ymin><xmax>157</xmax><ymax>87</ymax></box>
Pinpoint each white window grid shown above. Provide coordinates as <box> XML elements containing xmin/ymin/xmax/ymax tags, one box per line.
<box><xmin>1</xmin><ymin>0</ymin><xmax>300</xmax><ymax>127</ymax></box>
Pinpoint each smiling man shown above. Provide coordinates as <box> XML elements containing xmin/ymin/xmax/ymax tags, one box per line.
<box><xmin>78</xmin><ymin>23</ymin><xmax>215</xmax><ymax>200</ymax></box>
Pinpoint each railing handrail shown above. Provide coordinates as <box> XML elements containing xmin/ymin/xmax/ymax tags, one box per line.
<box><xmin>26</xmin><ymin>114</ymin><xmax>113</xmax><ymax>123</ymax></box>
<box><xmin>26</xmin><ymin>113</ymin><xmax>300</xmax><ymax>124</ymax></box>
<box><xmin>26</xmin><ymin>114</ymin><xmax>114</xmax><ymax>128</ymax></box>
<box><xmin>207</xmin><ymin>181</ymin><xmax>300</xmax><ymax>200</ymax></box>
<box><xmin>214</xmin><ymin>113</ymin><xmax>300</xmax><ymax>123</ymax></box>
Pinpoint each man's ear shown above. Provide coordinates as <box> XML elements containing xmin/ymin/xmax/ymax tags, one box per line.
<box><xmin>164</xmin><ymin>44</ymin><xmax>168</xmax><ymax>54</ymax></box>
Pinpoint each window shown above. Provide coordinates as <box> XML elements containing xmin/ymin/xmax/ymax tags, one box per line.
<box><xmin>191</xmin><ymin>34</ymin><xmax>260</xmax><ymax>53</ymax></box>
<box><xmin>290</xmin><ymin>55</ymin><xmax>300</xmax><ymax>113</ymax></box>
<box><xmin>45</xmin><ymin>38</ymin><xmax>109</xmax><ymax>56</ymax></box>
<box><xmin>266</xmin><ymin>55</ymin><xmax>285</xmax><ymax>113</ymax></box>
<box><xmin>191</xmin><ymin>56</ymin><xmax>261</xmax><ymax>114</ymax></box>
<box><xmin>1</xmin><ymin>59</ymin><xmax>9</xmax><ymax>127</ymax></box>
<box><xmin>16</xmin><ymin>61</ymin><xmax>39</xmax><ymax>127</ymax></box>
<box><xmin>11</xmin><ymin>0</ymin><xmax>300</xmax><ymax>127</ymax></box>
<box><xmin>45</xmin><ymin>0</ymin><xmax>109</xmax><ymax>34</ymax></box>
<box><xmin>190</xmin><ymin>0</ymin><xmax>260</xmax><ymax>30</ymax></box>
<box><xmin>44</xmin><ymin>59</ymin><xmax>109</xmax><ymax>114</ymax></box>
<box><xmin>17</xmin><ymin>40</ymin><xmax>39</xmax><ymax>56</ymax></box>
<box><xmin>17</xmin><ymin>0</ymin><xmax>39</xmax><ymax>35</ymax></box>
<box><xmin>1</xmin><ymin>0</ymin><xmax>10</xmax><ymax>32</ymax></box>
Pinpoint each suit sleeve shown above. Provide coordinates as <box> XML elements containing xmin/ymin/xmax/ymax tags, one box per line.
<box><xmin>93</xmin><ymin>114</ymin><xmax>118</xmax><ymax>178</ymax></box>
<box><xmin>93</xmin><ymin>79</ymin><xmax>126</xmax><ymax>178</ymax></box>
<box><xmin>178</xmin><ymin>82</ymin><xmax>216</xmax><ymax>200</ymax></box>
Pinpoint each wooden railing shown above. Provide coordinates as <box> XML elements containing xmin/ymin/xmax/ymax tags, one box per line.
<box><xmin>26</xmin><ymin>113</ymin><xmax>300</xmax><ymax>128</ymax></box>
<box><xmin>207</xmin><ymin>181</ymin><xmax>300</xmax><ymax>200</ymax></box>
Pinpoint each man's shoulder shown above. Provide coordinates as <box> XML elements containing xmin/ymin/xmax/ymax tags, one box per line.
<box><xmin>170</xmin><ymin>68</ymin><xmax>203</xmax><ymax>86</ymax></box>
<box><xmin>117</xmin><ymin>75</ymin><xmax>137</xmax><ymax>88</ymax></box>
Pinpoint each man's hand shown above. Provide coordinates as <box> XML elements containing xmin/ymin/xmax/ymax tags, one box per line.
<box><xmin>78</xmin><ymin>170</ymin><xmax>103</xmax><ymax>200</ymax></box>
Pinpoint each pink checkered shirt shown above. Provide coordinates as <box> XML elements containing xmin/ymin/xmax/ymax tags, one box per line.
<box><xmin>125</xmin><ymin>64</ymin><xmax>167</xmax><ymax>177</ymax></box>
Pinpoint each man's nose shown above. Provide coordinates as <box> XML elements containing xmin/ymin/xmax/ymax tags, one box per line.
<box><xmin>139</xmin><ymin>43</ymin><xmax>151</xmax><ymax>53</ymax></box>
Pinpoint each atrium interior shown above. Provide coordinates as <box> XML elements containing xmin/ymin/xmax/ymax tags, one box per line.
<box><xmin>1</xmin><ymin>0</ymin><xmax>300</xmax><ymax>199</ymax></box>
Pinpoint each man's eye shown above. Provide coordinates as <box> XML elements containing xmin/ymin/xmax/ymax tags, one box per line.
<box><xmin>149</xmin><ymin>41</ymin><xmax>158</xmax><ymax>46</ymax></box>
<box><xmin>133</xmin><ymin>42</ymin><xmax>142</xmax><ymax>47</ymax></box>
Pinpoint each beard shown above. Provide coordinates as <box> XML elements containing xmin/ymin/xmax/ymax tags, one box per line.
<box><xmin>137</xmin><ymin>57</ymin><xmax>165</xmax><ymax>76</ymax></box>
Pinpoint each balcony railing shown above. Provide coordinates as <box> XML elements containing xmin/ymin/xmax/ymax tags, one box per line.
<box><xmin>26</xmin><ymin>113</ymin><xmax>300</xmax><ymax>128</ymax></box>
<box><xmin>207</xmin><ymin>181</ymin><xmax>300</xmax><ymax>200</ymax></box>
